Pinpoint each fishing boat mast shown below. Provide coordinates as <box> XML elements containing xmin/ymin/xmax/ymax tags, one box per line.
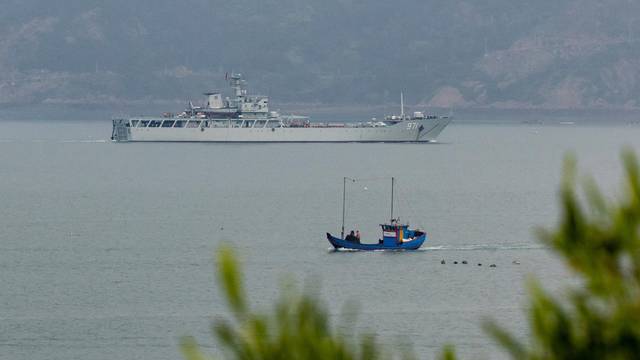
<box><xmin>341</xmin><ymin>177</ymin><xmax>355</xmax><ymax>239</ymax></box>
<box><xmin>342</xmin><ymin>177</ymin><xmax>346</xmax><ymax>239</ymax></box>
<box><xmin>390</xmin><ymin>177</ymin><xmax>395</xmax><ymax>222</ymax></box>
<box><xmin>341</xmin><ymin>177</ymin><xmax>397</xmax><ymax>239</ymax></box>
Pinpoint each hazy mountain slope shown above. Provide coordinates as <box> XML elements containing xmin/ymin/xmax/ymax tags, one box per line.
<box><xmin>1</xmin><ymin>0</ymin><xmax>639</xmax><ymax>109</ymax></box>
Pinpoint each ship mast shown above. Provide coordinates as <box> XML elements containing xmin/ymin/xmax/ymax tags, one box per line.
<box><xmin>229</xmin><ymin>73</ymin><xmax>246</xmax><ymax>108</ymax></box>
<box><xmin>400</xmin><ymin>92</ymin><xmax>404</xmax><ymax>120</ymax></box>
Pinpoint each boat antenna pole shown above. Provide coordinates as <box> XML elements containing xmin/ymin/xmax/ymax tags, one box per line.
<box><xmin>391</xmin><ymin>177</ymin><xmax>395</xmax><ymax>222</ymax></box>
<box><xmin>400</xmin><ymin>92</ymin><xmax>404</xmax><ymax>120</ymax></box>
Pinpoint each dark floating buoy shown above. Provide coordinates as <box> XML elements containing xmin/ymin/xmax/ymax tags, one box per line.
<box><xmin>490</xmin><ymin>264</ymin><xmax>497</xmax><ymax>268</ymax></box>
<box><xmin>441</xmin><ymin>259</ymin><xmax>446</xmax><ymax>264</ymax></box>
<box><xmin>462</xmin><ymin>260</ymin><xmax>468</xmax><ymax>264</ymax></box>
<box><xmin>512</xmin><ymin>260</ymin><xmax>520</xmax><ymax>265</ymax></box>
<box><xmin>478</xmin><ymin>263</ymin><xmax>482</xmax><ymax>266</ymax></box>
<box><xmin>220</xmin><ymin>226</ymin><xmax>224</xmax><ymax>231</ymax></box>
<box><xmin>453</xmin><ymin>261</ymin><xmax>458</xmax><ymax>264</ymax></box>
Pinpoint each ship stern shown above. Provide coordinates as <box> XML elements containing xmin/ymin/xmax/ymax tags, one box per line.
<box><xmin>111</xmin><ymin>119</ymin><xmax>130</xmax><ymax>142</ymax></box>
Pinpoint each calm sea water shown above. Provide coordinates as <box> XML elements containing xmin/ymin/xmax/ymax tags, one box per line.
<box><xmin>1</xmin><ymin>120</ymin><xmax>638</xmax><ymax>360</ymax></box>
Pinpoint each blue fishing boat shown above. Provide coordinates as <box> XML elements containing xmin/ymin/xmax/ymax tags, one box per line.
<box><xmin>326</xmin><ymin>177</ymin><xmax>427</xmax><ymax>251</ymax></box>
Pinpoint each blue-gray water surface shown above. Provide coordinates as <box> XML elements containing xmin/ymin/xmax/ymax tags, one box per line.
<box><xmin>1</xmin><ymin>120</ymin><xmax>638</xmax><ymax>359</ymax></box>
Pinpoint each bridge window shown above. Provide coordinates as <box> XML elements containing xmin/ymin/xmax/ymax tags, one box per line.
<box><xmin>130</xmin><ymin>120</ymin><xmax>139</xmax><ymax>127</ymax></box>
<box><xmin>186</xmin><ymin>121</ymin><xmax>201</xmax><ymax>128</ymax></box>
<box><xmin>149</xmin><ymin>120</ymin><xmax>162</xmax><ymax>127</ymax></box>
<box><xmin>174</xmin><ymin>120</ymin><xmax>186</xmax><ymax>128</ymax></box>
<box><xmin>161</xmin><ymin>120</ymin><xmax>175</xmax><ymax>128</ymax></box>
<box><xmin>139</xmin><ymin>120</ymin><xmax>150</xmax><ymax>127</ymax></box>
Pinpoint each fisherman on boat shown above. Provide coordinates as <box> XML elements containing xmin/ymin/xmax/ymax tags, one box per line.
<box><xmin>345</xmin><ymin>230</ymin><xmax>360</xmax><ymax>243</ymax></box>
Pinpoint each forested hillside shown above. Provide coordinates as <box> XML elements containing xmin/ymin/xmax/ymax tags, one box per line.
<box><xmin>1</xmin><ymin>0</ymin><xmax>640</xmax><ymax>110</ymax></box>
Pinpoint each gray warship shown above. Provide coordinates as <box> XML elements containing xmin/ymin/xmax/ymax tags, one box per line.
<box><xmin>111</xmin><ymin>73</ymin><xmax>451</xmax><ymax>142</ymax></box>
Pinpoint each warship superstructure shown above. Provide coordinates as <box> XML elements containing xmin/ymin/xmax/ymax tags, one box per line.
<box><xmin>111</xmin><ymin>73</ymin><xmax>451</xmax><ymax>142</ymax></box>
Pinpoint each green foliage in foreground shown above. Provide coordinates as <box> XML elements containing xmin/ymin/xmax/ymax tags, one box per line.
<box><xmin>448</xmin><ymin>150</ymin><xmax>640</xmax><ymax>359</ymax></box>
<box><xmin>181</xmin><ymin>246</ymin><xmax>392</xmax><ymax>360</ymax></box>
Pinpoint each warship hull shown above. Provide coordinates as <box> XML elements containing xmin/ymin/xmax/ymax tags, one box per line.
<box><xmin>112</xmin><ymin>117</ymin><xmax>450</xmax><ymax>143</ymax></box>
<box><xmin>111</xmin><ymin>72</ymin><xmax>451</xmax><ymax>143</ymax></box>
